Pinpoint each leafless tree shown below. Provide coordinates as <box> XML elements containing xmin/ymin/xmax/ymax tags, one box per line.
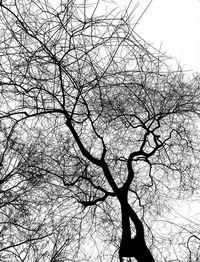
<box><xmin>0</xmin><ymin>0</ymin><xmax>200</xmax><ymax>261</ymax></box>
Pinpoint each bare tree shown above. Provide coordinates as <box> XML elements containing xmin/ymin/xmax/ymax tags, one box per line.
<box><xmin>0</xmin><ymin>0</ymin><xmax>200</xmax><ymax>261</ymax></box>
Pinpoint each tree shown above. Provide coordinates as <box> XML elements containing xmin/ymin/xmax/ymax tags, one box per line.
<box><xmin>0</xmin><ymin>0</ymin><xmax>200</xmax><ymax>261</ymax></box>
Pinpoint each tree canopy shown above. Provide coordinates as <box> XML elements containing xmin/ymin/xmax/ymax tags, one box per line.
<box><xmin>0</xmin><ymin>0</ymin><xmax>200</xmax><ymax>261</ymax></box>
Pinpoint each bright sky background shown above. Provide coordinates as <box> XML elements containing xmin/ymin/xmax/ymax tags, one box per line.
<box><xmin>118</xmin><ymin>0</ymin><xmax>200</xmax><ymax>74</ymax></box>
<box><xmin>52</xmin><ymin>0</ymin><xmax>200</xmax><ymax>73</ymax></box>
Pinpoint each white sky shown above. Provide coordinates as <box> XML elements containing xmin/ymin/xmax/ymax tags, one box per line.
<box><xmin>52</xmin><ymin>0</ymin><xmax>200</xmax><ymax>73</ymax></box>
<box><xmin>118</xmin><ymin>0</ymin><xmax>200</xmax><ymax>73</ymax></box>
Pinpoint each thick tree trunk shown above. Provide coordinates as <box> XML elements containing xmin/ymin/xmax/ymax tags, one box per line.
<box><xmin>130</xmin><ymin>243</ymin><xmax>155</xmax><ymax>262</ymax></box>
<box><xmin>118</xmin><ymin>198</ymin><xmax>155</xmax><ymax>262</ymax></box>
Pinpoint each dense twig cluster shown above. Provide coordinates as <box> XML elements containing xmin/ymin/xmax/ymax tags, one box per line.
<box><xmin>0</xmin><ymin>0</ymin><xmax>200</xmax><ymax>261</ymax></box>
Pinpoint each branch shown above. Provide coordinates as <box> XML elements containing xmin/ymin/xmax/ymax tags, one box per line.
<box><xmin>78</xmin><ymin>193</ymin><xmax>109</xmax><ymax>207</ymax></box>
<box><xmin>65</xmin><ymin>118</ymin><xmax>119</xmax><ymax>193</ymax></box>
<box><xmin>127</xmin><ymin>203</ymin><xmax>145</xmax><ymax>238</ymax></box>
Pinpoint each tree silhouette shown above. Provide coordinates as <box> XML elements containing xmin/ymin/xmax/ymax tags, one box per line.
<box><xmin>0</xmin><ymin>0</ymin><xmax>200</xmax><ymax>261</ymax></box>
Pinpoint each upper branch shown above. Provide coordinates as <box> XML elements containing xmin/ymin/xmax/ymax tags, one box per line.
<box><xmin>65</xmin><ymin>117</ymin><xmax>119</xmax><ymax>193</ymax></box>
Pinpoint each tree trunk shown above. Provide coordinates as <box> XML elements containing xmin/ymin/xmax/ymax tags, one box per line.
<box><xmin>118</xmin><ymin>197</ymin><xmax>155</xmax><ymax>262</ymax></box>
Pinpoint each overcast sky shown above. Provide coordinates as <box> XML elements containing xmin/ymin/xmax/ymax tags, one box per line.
<box><xmin>124</xmin><ymin>0</ymin><xmax>200</xmax><ymax>73</ymax></box>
